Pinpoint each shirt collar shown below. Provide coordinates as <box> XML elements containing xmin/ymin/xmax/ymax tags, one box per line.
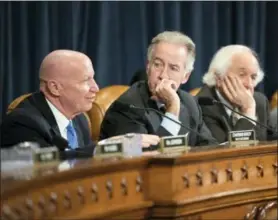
<box><xmin>215</xmin><ymin>89</ymin><xmax>237</xmax><ymax>116</ymax></box>
<box><xmin>156</xmin><ymin>100</ymin><xmax>165</xmax><ymax>109</ymax></box>
<box><xmin>45</xmin><ymin>98</ymin><xmax>70</xmax><ymax>133</ymax></box>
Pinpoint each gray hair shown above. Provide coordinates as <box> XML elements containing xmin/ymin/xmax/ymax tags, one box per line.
<box><xmin>147</xmin><ymin>31</ymin><xmax>196</xmax><ymax>73</ymax></box>
<box><xmin>202</xmin><ymin>45</ymin><xmax>264</xmax><ymax>87</ymax></box>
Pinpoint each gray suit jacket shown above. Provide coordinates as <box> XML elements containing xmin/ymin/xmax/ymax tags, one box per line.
<box><xmin>100</xmin><ymin>81</ymin><xmax>217</xmax><ymax>147</ymax></box>
<box><xmin>197</xmin><ymin>85</ymin><xmax>271</xmax><ymax>143</ymax></box>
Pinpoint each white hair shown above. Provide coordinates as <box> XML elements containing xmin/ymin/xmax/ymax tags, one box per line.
<box><xmin>202</xmin><ymin>45</ymin><xmax>264</xmax><ymax>87</ymax></box>
<box><xmin>147</xmin><ymin>31</ymin><xmax>196</xmax><ymax>73</ymax></box>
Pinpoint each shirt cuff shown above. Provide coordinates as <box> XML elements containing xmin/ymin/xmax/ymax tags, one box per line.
<box><xmin>161</xmin><ymin>112</ymin><xmax>181</xmax><ymax>136</ymax></box>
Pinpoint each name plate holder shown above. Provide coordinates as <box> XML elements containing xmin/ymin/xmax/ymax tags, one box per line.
<box><xmin>95</xmin><ymin>133</ymin><xmax>142</xmax><ymax>159</ymax></box>
<box><xmin>228</xmin><ymin>129</ymin><xmax>258</xmax><ymax>147</ymax></box>
<box><xmin>34</xmin><ymin>147</ymin><xmax>60</xmax><ymax>164</ymax></box>
<box><xmin>10</xmin><ymin>142</ymin><xmax>60</xmax><ymax>164</ymax></box>
<box><xmin>159</xmin><ymin>133</ymin><xmax>190</xmax><ymax>154</ymax></box>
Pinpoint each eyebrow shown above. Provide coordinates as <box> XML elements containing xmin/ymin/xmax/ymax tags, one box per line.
<box><xmin>238</xmin><ymin>67</ymin><xmax>258</xmax><ymax>74</ymax></box>
<box><xmin>169</xmin><ymin>63</ymin><xmax>180</xmax><ymax>69</ymax></box>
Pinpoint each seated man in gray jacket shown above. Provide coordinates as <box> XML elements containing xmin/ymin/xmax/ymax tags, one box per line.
<box><xmin>197</xmin><ymin>45</ymin><xmax>273</xmax><ymax>143</ymax></box>
<box><xmin>100</xmin><ymin>31</ymin><xmax>217</xmax><ymax>148</ymax></box>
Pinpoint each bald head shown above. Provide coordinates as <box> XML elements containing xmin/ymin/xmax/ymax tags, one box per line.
<box><xmin>38</xmin><ymin>50</ymin><xmax>99</xmax><ymax>119</ymax></box>
<box><xmin>39</xmin><ymin>50</ymin><xmax>92</xmax><ymax>82</ymax></box>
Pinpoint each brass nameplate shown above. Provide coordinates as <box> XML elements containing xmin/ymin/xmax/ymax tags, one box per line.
<box><xmin>159</xmin><ymin>134</ymin><xmax>190</xmax><ymax>153</ymax></box>
<box><xmin>34</xmin><ymin>147</ymin><xmax>60</xmax><ymax>163</ymax></box>
<box><xmin>95</xmin><ymin>143</ymin><xmax>124</xmax><ymax>158</ymax></box>
<box><xmin>228</xmin><ymin>129</ymin><xmax>258</xmax><ymax>147</ymax></box>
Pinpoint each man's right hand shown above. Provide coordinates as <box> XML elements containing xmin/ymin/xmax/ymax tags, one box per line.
<box><xmin>217</xmin><ymin>75</ymin><xmax>256</xmax><ymax>118</ymax></box>
<box><xmin>141</xmin><ymin>134</ymin><xmax>160</xmax><ymax>148</ymax></box>
<box><xmin>152</xmin><ymin>79</ymin><xmax>180</xmax><ymax>117</ymax></box>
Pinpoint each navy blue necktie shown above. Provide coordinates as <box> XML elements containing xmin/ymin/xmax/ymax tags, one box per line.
<box><xmin>66</xmin><ymin>121</ymin><xmax>78</xmax><ymax>149</ymax></box>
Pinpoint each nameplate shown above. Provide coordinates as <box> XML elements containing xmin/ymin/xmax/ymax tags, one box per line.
<box><xmin>228</xmin><ymin>129</ymin><xmax>258</xmax><ymax>147</ymax></box>
<box><xmin>95</xmin><ymin>133</ymin><xmax>142</xmax><ymax>159</ymax></box>
<box><xmin>95</xmin><ymin>142</ymin><xmax>124</xmax><ymax>158</ymax></box>
<box><xmin>34</xmin><ymin>147</ymin><xmax>60</xmax><ymax>163</ymax></box>
<box><xmin>159</xmin><ymin>134</ymin><xmax>190</xmax><ymax>153</ymax></box>
<box><xmin>100</xmin><ymin>143</ymin><xmax>123</xmax><ymax>155</ymax></box>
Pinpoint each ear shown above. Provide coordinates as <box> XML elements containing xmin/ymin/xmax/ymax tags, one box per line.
<box><xmin>181</xmin><ymin>72</ymin><xmax>191</xmax><ymax>84</ymax></box>
<box><xmin>146</xmin><ymin>60</ymin><xmax>150</xmax><ymax>74</ymax></box>
<box><xmin>47</xmin><ymin>80</ymin><xmax>61</xmax><ymax>97</ymax></box>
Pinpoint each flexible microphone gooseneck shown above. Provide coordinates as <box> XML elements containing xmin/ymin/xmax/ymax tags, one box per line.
<box><xmin>121</xmin><ymin>103</ymin><xmax>219</xmax><ymax>145</ymax></box>
<box><xmin>198</xmin><ymin>97</ymin><xmax>277</xmax><ymax>134</ymax></box>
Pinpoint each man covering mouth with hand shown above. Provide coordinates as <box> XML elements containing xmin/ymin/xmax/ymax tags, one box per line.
<box><xmin>100</xmin><ymin>31</ymin><xmax>217</xmax><ymax>148</ymax></box>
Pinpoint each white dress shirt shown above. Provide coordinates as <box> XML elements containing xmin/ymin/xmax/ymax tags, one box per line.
<box><xmin>45</xmin><ymin>99</ymin><xmax>70</xmax><ymax>140</ymax></box>
<box><xmin>157</xmin><ymin>102</ymin><xmax>181</xmax><ymax>136</ymax></box>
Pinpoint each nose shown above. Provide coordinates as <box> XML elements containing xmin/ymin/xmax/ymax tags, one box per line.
<box><xmin>243</xmin><ymin>76</ymin><xmax>254</xmax><ymax>90</ymax></box>
<box><xmin>159</xmin><ymin>66</ymin><xmax>169</xmax><ymax>80</ymax></box>
<box><xmin>90</xmin><ymin>79</ymin><xmax>99</xmax><ymax>93</ymax></box>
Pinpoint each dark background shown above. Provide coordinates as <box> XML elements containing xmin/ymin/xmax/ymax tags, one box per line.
<box><xmin>1</xmin><ymin>1</ymin><xmax>277</xmax><ymax>120</ymax></box>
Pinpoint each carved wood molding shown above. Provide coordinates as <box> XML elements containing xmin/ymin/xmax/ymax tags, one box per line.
<box><xmin>179</xmin><ymin>155</ymin><xmax>277</xmax><ymax>196</ymax></box>
<box><xmin>1</xmin><ymin>143</ymin><xmax>277</xmax><ymax>220</ymax></box>
<box><xmin>1</xmin><ymin>173</ymin><xmax>146</xmax><ymax>220</ymax></box>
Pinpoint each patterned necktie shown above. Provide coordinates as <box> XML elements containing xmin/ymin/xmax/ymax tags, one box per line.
<box><xmin>66</xmin><ymin>121</ymin><xmax>78</xmax><ymax>149</ymax></box>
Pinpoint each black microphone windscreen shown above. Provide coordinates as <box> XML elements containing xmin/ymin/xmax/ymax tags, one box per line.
<box><xmin>198</xmin><ymin>97</ymin><xmax>215</xmax><ymax>106</ymax></box>
<box><xmin>52</xmin><ymin>136</ymin><xmax>69</xmax><ymax>151</ymax></box>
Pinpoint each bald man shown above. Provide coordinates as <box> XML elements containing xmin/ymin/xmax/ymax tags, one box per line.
<box><xmin>0</xmin><ymin>50</ymin><xmax>99</xmax><ymax>152</ymax></box>
<box><xmin>1</xmin><ymin>50</ymin><xmax>160</xmax><ymax>155</ymax></box>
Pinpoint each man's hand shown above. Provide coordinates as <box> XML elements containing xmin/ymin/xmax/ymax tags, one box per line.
<box><xmin>218</xmin><ymin>75</ymin><xmax>256</xmax><ymax>117</ymax></box>
<box><xmin>141</xmin><ymin>134</ymin><xmax>160</xmax><ymax>148</ymax></box>
<box><xmin>152</xmin><ymin>79</ymin><xmax>180</xmax><ymax>116</ymax></box>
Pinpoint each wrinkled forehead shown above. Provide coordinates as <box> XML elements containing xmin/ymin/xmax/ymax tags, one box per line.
<box><xmin>83</xmin><ymin>57</ymin><xmax>94</xmax><ymax>73</ymax></box>
<box><xmin>152</xmin><ymin>42</ymin><xmax>188</xmax><ymax>64</ymax></box>
<box><xmin>230</xmin><ymin>52</ymin><xmax>259</xmax><ymax>70</ymax></box>
<box><xmin>60</xmin><ymin>57</ymin><xmax>94</xmax><ymax>81</ymax></box>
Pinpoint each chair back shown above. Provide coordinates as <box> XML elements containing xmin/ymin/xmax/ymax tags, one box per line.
<box><xmin>189</xmin><ymin>87</ymin><xmax>200</xmax><ymax>96</ymax></box>
<box><xmin>270</xmin><ymin>90</ymin><xmax>277</xmax><ymax>110</ymax></box>
<box><xmin>87</xmin><ymin>85</ymin><xmax>129</xmax><ymax>142</ymax></box>
<box><xmin>7</xmin><ymin>93</ymin><xmax>32</xmax><ymax>113</ymax></box>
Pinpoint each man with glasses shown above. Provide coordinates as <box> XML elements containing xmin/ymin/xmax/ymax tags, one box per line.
<box><xmin>100</xmin><ymin>31</ymin><xmax>216</xmax><ymax>148</ymax></box>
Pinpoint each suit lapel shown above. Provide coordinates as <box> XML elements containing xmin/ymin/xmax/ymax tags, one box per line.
<box><xmin>199</xmin><ymin>86</ymin><xmax>231</xmax><ymax>129</ymax></box>
<box><xmin>178</xmin><ymin>101</ymin><xmax>192</xmax><ymax>134</ymax></box>
<box><xmin>31</xmin><ymin>92</ymin><xmax>85</xmax><ymax>147</ymax></box>
<box><xmin>140</xmin><ymin>83</ymin><xmax>162</xmax><ymax>132</ymax></box>
<box><xmin>29</xmin><ymin>92</ymin><xmax>61</xmax><ymax>137</ymax></box>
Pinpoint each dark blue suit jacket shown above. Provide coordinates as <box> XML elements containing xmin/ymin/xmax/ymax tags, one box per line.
<box><xmin>1</xmin><ymin>92</ymin><xmax>94</xmax><ymax>150</ymax></box>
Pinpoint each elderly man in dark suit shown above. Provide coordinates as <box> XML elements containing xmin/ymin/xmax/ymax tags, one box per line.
<box><xmin>1</xmin><ymin>50</ymin><xmax>160</xmax><ymax>151</ymax></box>
<box><xmin>197</xmin><ymin>45</ymin><xmax>272</xmax><ymax>143</ymax></box>
<box><xmin>1</xmin><ymin>50</ymin><xmax>99</xmax><ymax>150</ymax></box>
<box><xmin>100</xmin><ymin>31</ymin><xmax>217</xmax><ymax>147</ymax></box>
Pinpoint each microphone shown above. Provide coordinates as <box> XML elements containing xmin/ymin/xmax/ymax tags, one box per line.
<box><xmin>114</xmin><ymin>101</ymin><xmax>219</xmax><ymax>145</ymax></box>
<box><xmin>198</xmin><ymin>97</ymin><xmax>277</xmax><ymax>134</ymax></box>
<box><xmin>52</xmin><ymin>135</ymin><xmax>68</xmax><ymax>151</ymax></box>
<box><xmin>52</xmin><ymin>136</ymin><xmax>94</xmax><ymax>160</ymax></box>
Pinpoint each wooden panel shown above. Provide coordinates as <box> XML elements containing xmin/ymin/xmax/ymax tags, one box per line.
<box><xmin>1</xmin><ymin>142</ymin><xmax>277</xmax><ymax>220</ymax></box>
